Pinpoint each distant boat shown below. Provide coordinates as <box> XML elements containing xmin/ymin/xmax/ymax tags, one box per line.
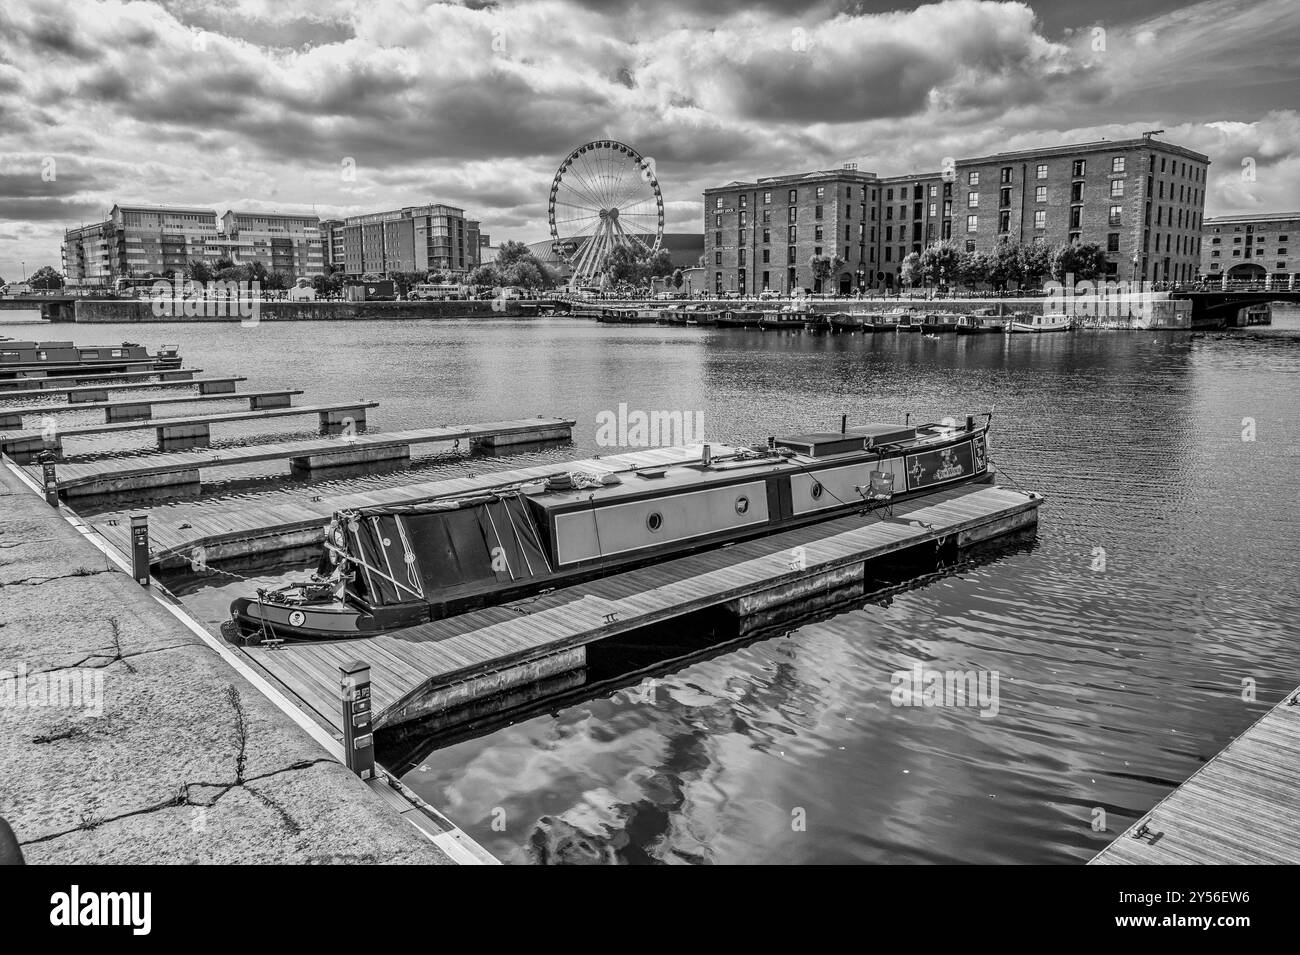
<box><xmin>920</xmin><ymin>311</ymin><xmax>961</xmax><ymax>334</ymax></box>
<box><xmin>1006</xmin><ymin>313</ymin><xmax>1073</xmax><ymax>333</ymax></box>
<box><xmin>828</xmin><ymin>313</ymin><xmax>866</xmax><ymax>332</ymax></box>
<box><xmin>717</xmin><ymin>309</ymin><xmax>763</xmax><ymax>328</ymax></box>
<box><xmin>955</xmin><ymin>314</ymin><xmax>1005</xmax><ymax>335</ymax></box>
<box><xmin>896</xmin><ymin>311</ymin><xmax>922</xmax><ymax>333</ymax></box>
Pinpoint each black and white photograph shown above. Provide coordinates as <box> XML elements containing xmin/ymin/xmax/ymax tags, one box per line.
<box><xmin>0</xmin><ymin>0</ymin><xmax>1296</xmax><ymax>917</ymax></box>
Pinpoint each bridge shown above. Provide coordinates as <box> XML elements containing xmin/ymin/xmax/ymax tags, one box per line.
<box><xmin>1171</xmin><ymin>286</ymin><xmax>1299</xmax><ymax>327</ymax></box>
<box><xmin>0</xmin><ymin>292</ymin><xmax>79</xmax><ymax>320</ymax></box>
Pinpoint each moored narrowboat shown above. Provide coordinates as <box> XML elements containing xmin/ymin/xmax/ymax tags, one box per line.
<box><xmin>227</xmin><ymin>416</ymin><xmax>995</xmax><ymax>642</ymax></box>
<box><xmin>920</xmin><ymin>311</ymin><xmax>961</xmax><ymax>334</ymax></box>
<box><xmin>1006</xmin><ymin>312</ymin><xmax>1073</xmax><ymax>333</ymax></box>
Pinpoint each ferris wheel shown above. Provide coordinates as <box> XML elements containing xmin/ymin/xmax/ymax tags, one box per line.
<box><xmin>548</xmin><ymin>140</ymin><xmax>664</xmax><ymax>285</ymax></box>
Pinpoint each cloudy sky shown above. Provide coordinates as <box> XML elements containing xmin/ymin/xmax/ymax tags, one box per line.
<box><xmin>1</xmin><ymin>0</ymin><xmax>1298</xmax><ymax>280</ymax></box>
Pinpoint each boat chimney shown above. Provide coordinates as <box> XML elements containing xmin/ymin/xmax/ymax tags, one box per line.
<box><xmin>967</xmin><ymin>414</ymin><xmax>975</xmax><ymax>431</ymax></box>
<box><xmin>840</xmin><ymin>414</ymin><xmax>847</xmax><ymax>434</ymax></box>
<box><xmin>767</xmin><ymin>435</ymin><xmax>775</xmax><ymax>450</ymax></box>
<box><xmin>702</xmin><ymin>443</ymin><xmax>712</xmax><ymax>466</ymax></box>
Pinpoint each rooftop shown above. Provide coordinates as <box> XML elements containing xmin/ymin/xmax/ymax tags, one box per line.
<box><xmin>706</xmin><ymin>137</ymin><xmax>1211</xmax><ymax>193</ymax></box>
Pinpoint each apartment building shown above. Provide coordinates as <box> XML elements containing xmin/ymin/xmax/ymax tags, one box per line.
<box><xmin>703</xmin><ymin>136</ymin><xmax>1210</xmax><ymax>294</ymax></box>
<box><xmin>337</xmin><ymin>204</ymin><xmax>481</xmax><ymax>277</ymax></box>
<box><xmin>1201</xmin><ymin>212</ymin><xmax>1299</xmax><ymax>285</ymax></box>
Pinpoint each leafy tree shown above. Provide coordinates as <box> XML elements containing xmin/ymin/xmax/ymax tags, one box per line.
<box><xmin>958</xmin><ymin>250</ymin><xmax>995</xmax><ymax>289</ymax></box>
<box><xmin>361</xmin><ymin>271</ymin><xmax>384</xmax><ymax>282</ymax></box>
<box><xmin>264</xmin><ymin>271</ymin><xmax>290</xmax><ymax>291</ymax></box>
<box><xmin>499</xmin><ymin>258</ymin><xmax>549</xmax><ymax>289</ymax></box>
<box><xmin>186</xmin><ymin>259</ymin><xmax>213</xmax><ymax>284</ymax></box>
<box><xmin>917</xmin><ymin>241</ymin><xmax>962</xmax><ymax>286</ymax></box>
<box><xmin>899</xmin><ymin>252</ymin><xmax>924</xmax><ymax>288</ymax></box>
<box><xmin>495</xmin><ymin>240</ymin><xmax>533</xmax><ymax>270</ymax></box>
<box><xmin>672</xmin><ymin>268</ymin><xmax>684</xmax><ymax>289</ymax></box>
<box><xmin>1050</xmin><ymin>242</ymin><xmax>1109</xmax><ymax>283</ymax></box>
<box><xmin>807</xmin><ymin>253</ymin><xmax>845</xmax><ymax>293</ymax></box>
<box><xmin>1017</xmin><ymin>243</ymin><xmax>1053</xmax><ymax>287</ymax></box>
<box><xmin>988</xmin><ymin>240</ymin><xmax>1023</xmax><ymax>290</ymax></box>
<box><xmin>468</xmin><ymin>263</ymin><xmax>500</xmax><ymax>287</ymax></box>
<box><xmin>213</xmin><ymin>257</ymin><xmax>236</xmax><ymax>272</ymax></box>
<box><xmin>28</xmin><ymin>265</ymin><xmax>64</xmax><ymax>290</ymax></box>
<box><xmin>388</xmin><ymin>271</ymin><xmax>427</xmax><ymax>296</ymax></box>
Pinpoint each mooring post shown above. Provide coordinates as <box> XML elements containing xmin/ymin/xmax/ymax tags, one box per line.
<box><xmin>129</xmin><ymin>514</ymin><xmax>150</xmax><ymax>587</ymax></box>
<box><xmin>36</xmin><ymin>450</ymin><xmax>58</xmax><ymax>507</ymax></box>
<box><xmin>339</xmin><ymin>661</ymin><xmax>375</xmax><ymax>780</ymax></box>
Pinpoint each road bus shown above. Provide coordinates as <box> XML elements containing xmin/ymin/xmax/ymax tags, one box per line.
<box><xmin>410</xmin><ymin>283</ymin><xmax>469</xmax><ymax>301</ymax></box>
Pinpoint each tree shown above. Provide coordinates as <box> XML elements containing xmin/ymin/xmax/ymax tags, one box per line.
<box><xmin>28</xmin><ymin>266</ymin><xmax>64</xmax><ymax>290</ymax></box>
<box><xmin>499</xmin><ymin>258</ymin><xmax>550</xmax><ymax>290</ymax></box>
<box><xmin>494</xmin><ymin>240</ymin><xmax>533</xmax><ymax>270</ymax></box>
<box><xmin>468</xmin><ymin>263</ymin><xmax>500</xmax><ymax>287</ymax></box>
<box><xmin>917</xmin><ymin>241</ymin><xmax>962</xmax><ymax>287</ymax></box>
<box><xmin>1017</xmin><ymin>243</ymin><xmax>1053</xmax><ymax>288</ymax></box>
<box><xmin>989</xmin><ymin>240</ymin><xmax>1023</xmax><ymax>290</ymax></box>
<box><xmin>808</xmin><ymin>253</ymin><xmax>845</xmax><ymax>293</ymax></box>
<box><xmin>1050</xmin><ymin>242</ymin><xmax>1109</xmax><ymax>283</ymax></box>
<box><xmin>958</xmin><ymin>250</ymin><xmax>995</xmax><ymax>289</ymax></box>
<box><xmin>186</xmin><ymin>259</ymin><xmax>213</xmax><ymax>284</ymax></box>
<box><xmin>388</xmin><ymin>271</ymin><xmax>427</xmax><ymax>296</ymax></box>
<box><xmin>899</xmin><ymin>252</ymin><xmax>924</xmax><ymax>289</ymax></box>
<box><xmin>672</xmin><ymin>268</ymin><xmax>684</xmax><ymax>289</ymax></box>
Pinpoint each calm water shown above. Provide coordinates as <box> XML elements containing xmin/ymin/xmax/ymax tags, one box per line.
<box><xmin>5</xmin><ymin>308</ymin><xmax>1299</xmax><ymax>864</ymax></box>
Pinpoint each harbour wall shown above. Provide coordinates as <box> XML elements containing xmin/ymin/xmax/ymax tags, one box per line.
<box><xmin>70</xmin><ymin>299</ymin><xmax>531</xmax><ymax>323</ymax></box>
<box><xmin>0</xmin><ymin>458</ymin><xmax>455</xmax><ymax>864</ymax></box>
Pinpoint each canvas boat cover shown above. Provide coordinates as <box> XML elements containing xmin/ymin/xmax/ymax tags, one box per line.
<box><xmin>338</xmin><ymin>493</ymin><xmax>552</xmax><ymax>607</ymax></box>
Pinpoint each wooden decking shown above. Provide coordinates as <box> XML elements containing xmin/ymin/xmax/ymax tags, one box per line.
<box><xmin>0</xmin><ymin>368</ymin><xmax>204</xmax><ymax>392</ymax></box>
<box><xmin>89</xmin><ymin>445</ymin><xmax>702</xmax><ymax>563</ymax></box>
<box><xmin>0</xmin><ymin>376</ymin><xmax>243</xmax><ymax>402</ymax></box>
<box><xmin>1092</xmin><ymin>689</ymin><xmax>1300</xmax><ymax>864</ymax></box>
<box><xmin>0</xmin><ymin>389</ymin><xmax>303</xmax><ymax>423</ymax></box>
<box><xmin>40</xmin><ymin>417</ymin><xmax>576</xmax><ymax>495</ymax></box>
<box><xmin>234</xmin><ymin>484</ymin><xmax>1040</xmax><ymax>734</ymax></box>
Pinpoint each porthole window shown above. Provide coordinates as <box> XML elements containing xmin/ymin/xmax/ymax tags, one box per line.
<box><xmin>736</xmin><ymin>495</ymin><xmax>749</xmax><ymax>514</ymax></box>
<box><xmin>811</xmin><ymin>481</ymin><xmax>824</xmax><ymax>500</ymax></box>
<box><xmin>646</xmin><ymin>512</ymin><xmax>663</xmax><ymax>531</ymax></box>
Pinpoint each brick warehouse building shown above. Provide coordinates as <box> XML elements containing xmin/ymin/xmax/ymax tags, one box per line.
<box><xmin>1200</xmin><ymin>212</ymin><xmax>1300</xmax><ymax>286</ymax></box>
<box><xmin>703</xmin><ymin>136</ymin><xmax>1210</xmax><ymax>295</ymax></box>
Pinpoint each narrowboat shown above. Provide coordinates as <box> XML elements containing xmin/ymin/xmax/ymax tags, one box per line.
<box><xmin>955</xmin><ymin>313</ymin><xmax>1005</xmax><ymax>335</ymax></box>
<box><xmin>227</xmin><ymin>415</ymin><xmax>995</xmax><ymax>642</ymax></box>
<box><xmin>759</xmin><ymin>307</ymin><xmax>809</xmax><ymax>329</ymax></box>
<box><xmin>919</xmin><ymin>311</ymin><xmax>961</xmax><ymax>334</ymax></box>
<box><xmin>716</xmin><ymin>309</ymin><xmax>763</xmax><ymax>328</ymax></box>
<box><xmin>684</xmin><ymin>305</ymin><xmax>722</xmax><ymax>327</ymax></box>
<box><xmin>0</xmin><ymin>341</ymin><xmax>181</xmax><ymax>379</ymax></box>
<box><xmin>829</xmin><ymin>313</ymin><xmax>866</xmax><ymax>332</ymax></box>
<box><xmin>1006</xmin><ymin>312</ymin><xmax>1073</xmax><ymax>333</ymax></box>
<box><xmin>895</xmin><ymin>311</ymin><xmax>922</xmax><ymax>332</ymax></box>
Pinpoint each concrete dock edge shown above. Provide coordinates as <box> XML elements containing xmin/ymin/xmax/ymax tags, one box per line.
<box><xmin>0</xmin><ymin>456</ymin><xmax>478</xmax><ymax>864</ymax></box>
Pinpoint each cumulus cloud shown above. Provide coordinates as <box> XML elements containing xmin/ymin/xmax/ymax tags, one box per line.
<box><xmin>0</xmin><ymin>0</ymin><xmax>1297</xmax><ymax>277</ymax></box>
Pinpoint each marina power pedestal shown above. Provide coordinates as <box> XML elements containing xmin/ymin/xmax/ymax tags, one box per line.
<box><xmin>129</xmin><ymin>514</ymin><xmax>150</xmax><ymax>587</ymax></box>
<box><xmin>36</xmin><ymin>451</ymin><xmax>58</xmax><ymax>507</ymax></box>
<box><xmin>340</xmin><ymin>661</ymin><xmax>375</xmax><ymax>780</ymax></box>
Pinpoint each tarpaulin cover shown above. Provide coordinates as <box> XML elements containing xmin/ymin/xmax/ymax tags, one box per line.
<box><xmin>343</xmin><ymin>495</ymin><xmax>550</xmax><ymax>607</ymax></box>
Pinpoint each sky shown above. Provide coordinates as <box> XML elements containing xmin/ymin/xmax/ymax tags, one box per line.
<box><xmin>1</xmin><ymin>0</ymin><xmax>1298</xmax><ymax>280</ymax></box>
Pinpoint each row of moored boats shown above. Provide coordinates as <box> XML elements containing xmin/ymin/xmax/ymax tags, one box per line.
<box><xmin>580</xmin><ymin>304</ymin><xmax>1075</xmax><ymax>334</ymax></box>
